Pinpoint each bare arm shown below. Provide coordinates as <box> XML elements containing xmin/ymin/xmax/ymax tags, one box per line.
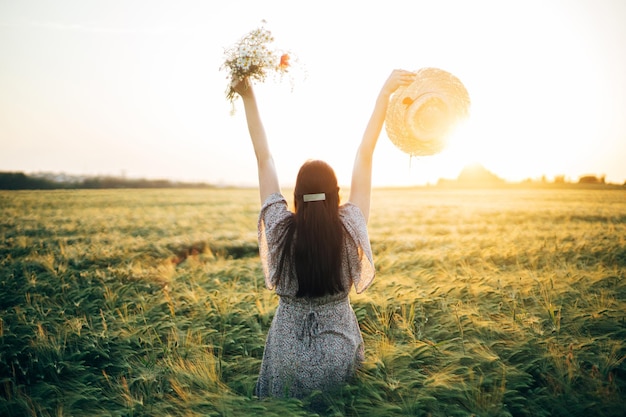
<box><xmin>348</xmin><ymin>70</ymin><xmax>415</xmax><ymax>222</ymax></box>
<box><xmin>233</xmin><ymin>79</ymin><xmax>280</xmax><ymax>204</ymax></box>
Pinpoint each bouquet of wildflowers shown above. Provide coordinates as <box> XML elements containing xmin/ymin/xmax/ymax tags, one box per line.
<box><xmin>221</xmin><ymin>24</ymin><xmax>293</xmax><ymax>103</ymax></box>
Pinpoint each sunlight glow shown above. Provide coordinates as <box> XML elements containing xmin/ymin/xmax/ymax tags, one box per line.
<box><xmin>0</xmin><ymin>1</ymin><xmax>624</xmax><ymax>186</ymax></box>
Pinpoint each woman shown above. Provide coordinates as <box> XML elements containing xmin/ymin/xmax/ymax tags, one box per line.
<box><xmin>233</xmin><ymin>69</ymin><xmax>416</xmax><ymax>398</ymax></box>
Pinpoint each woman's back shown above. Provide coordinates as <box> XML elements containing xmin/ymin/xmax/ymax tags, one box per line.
<box><xmin>256</xmin><ymin>193</ymin><xmax>375</xmax><ymax>398</ymax></box>
<box><xmin>258</xmin><ymin>193</ymin><xmax>375</xmax><ymax>298</ymax></box>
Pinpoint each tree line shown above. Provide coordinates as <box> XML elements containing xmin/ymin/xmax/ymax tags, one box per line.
<box><xmin>0</xmin><ymin>172</ymin><xmax>216</xmax><ymax>190</ymax></box>
<box><xmin>1</xmin><ymin>171</ymin><xmax>623</xmax><ymax>190</ymax></box>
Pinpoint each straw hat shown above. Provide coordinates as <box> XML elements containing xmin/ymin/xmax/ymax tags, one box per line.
<box><xmin>385</xmin><ymin>67</ymin><xmax>470</xmax><ymax>156</ymax></box>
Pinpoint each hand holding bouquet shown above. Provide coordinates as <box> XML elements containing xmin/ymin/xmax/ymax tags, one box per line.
<box><xmin>221</xmin><ymin>24</ymin><xmax>295</xmax><ymax>104</ymax></box>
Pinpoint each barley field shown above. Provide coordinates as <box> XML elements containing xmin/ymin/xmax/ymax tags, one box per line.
<box><xmin>1</xmin><ymin>187</ymin><xmax>625</xmax><ymax>416</ymax></box>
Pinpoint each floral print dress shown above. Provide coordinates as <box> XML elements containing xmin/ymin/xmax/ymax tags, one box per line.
<box><xmin>255</xmin><ymin>193</ymin><xmax>375</xmax><ymax>398</ymax></box>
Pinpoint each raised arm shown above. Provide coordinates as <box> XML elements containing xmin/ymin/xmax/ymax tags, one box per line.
<box><xmin>233</xmin><ymin>79</ymin><xmax>280</xmax><ymax>204</ymax></box>
<box><xmin>348</xmin><ymin>70</ymin><xmax>415</xmax><ymax>222</ymax></box>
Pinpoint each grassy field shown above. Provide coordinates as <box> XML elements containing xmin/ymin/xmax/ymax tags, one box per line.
<box><xmin>1</xmin><ymin>187</ymin><xmax>625</xmax><ymax>416</ymax></box>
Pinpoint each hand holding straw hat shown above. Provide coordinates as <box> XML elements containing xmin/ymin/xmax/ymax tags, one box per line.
<box><xmin>385</xmin><ymin>67</ymin><xmax>470</xmax><ymax>156</ymax></box>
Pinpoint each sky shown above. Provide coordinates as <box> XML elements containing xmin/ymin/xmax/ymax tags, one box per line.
<box><xmin>1</xmin><ymin>0</ymin><xmax>625</xmax><ymax>187</ymax></box>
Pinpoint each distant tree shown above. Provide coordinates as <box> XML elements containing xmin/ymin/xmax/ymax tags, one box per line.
<box><xmin>578</xmin><ymin>175</ymin><xmax>603</xmax><ymax>184</ymax></box>
<box><xmin>0</xmin><ymin>172</ymin><xmax>57</xmax><ymax>190</ymax></box>
<box><xmin>457</xmin><ymin>164</ymin><xmax>505</xmax><ymax>185</ymax></box>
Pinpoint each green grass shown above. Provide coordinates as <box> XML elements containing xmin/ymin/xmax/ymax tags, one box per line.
<box><xmin>1</xmin><ymin>188</ymin><xmax>625</xmax><ymax>416</ymax></box>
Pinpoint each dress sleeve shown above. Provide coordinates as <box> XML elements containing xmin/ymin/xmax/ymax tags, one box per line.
<box><xmin>258</xmin><ymin>193</ymin><xmax>291</xmax><ymax>290</ymax></box>
<box><xmin>339</xmin><ymin>203</ymin><xmax>376</xmax><ymax>293</ymax></box>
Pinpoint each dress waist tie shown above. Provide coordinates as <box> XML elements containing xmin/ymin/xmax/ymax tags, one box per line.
<box><xmin>298</xmin><ymin>309</ymin><xmax>319</xmax><ymax>347</ymax></box>
<box><xmin>280</xmin><ymin>296</ymin><xmax>349</xmax><ymax>347</ymax></box>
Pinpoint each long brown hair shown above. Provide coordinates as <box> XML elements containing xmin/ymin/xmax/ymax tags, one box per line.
<box><xmin>278</xmin><ymin>160</ymin><xmax>344</xmax><ymax>297</ymax></box>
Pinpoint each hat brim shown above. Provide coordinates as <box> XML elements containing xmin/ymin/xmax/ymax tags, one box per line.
<box><xmin>385</xmin><ymin>68</ymin><xmax>470</xmax><ymax>156</ymax></box>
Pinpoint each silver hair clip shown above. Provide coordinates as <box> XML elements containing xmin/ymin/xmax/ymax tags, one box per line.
<box><xmin>303</xmin><ymin>193</ymin><xmax>326</xmax><ymax>202</ymax></box>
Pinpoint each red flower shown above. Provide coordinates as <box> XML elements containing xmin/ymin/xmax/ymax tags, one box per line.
<box><xmin>279</xmin><ymin>54</ymin><xmax>290</xmax><ymax>70</ymax></box>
